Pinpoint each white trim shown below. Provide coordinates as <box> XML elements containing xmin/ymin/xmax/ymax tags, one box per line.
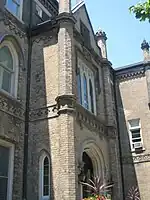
<box><xmin>0</xmin><ymin>139</ymin><xmax>14</xmax><ymax>200</ymax></box>
<box><xmin>0</xmin><ymin>41</ymin><xmax>19</xmax><ymax>98</ymax></box>
<box><xmin>72</xmin><ymin>1</ymin><xmax>85</xmax><ymax>13</ymax></box>
<box><xmin>34</xmin><ymin>0</ymin><xmax>52</xmax><ymax>18</ymax></box>
<box><xmin>128</xmin><ymin>119</ymin><xmax>144</xmax><ymax>151</ymax></box>
<box><xmin>39</xmin><ymin>152</ymin><xmax>50</xmax><ymax>200</ymax></box>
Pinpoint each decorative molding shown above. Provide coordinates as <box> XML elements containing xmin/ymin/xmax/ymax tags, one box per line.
<box><xmin>0</xmin><ymin>93</ymin><xmax>25</xmax><ymax>120</ymax></box>
<box><xmin>29</xmin><ymin>104</ymin><xmax>58</xmax><ymax>121</ymax></box>
<box><xmin>1</xmin><ymin>10</ymin><xmax>26</xmax><ymax>39</ymax></box>
<box><xmin>76</xmin><ymin>103</ymin><xmax>106</xmax><ymax>136</ymax></box>
<box><xmin>116</xmin><ymin>67</ymin><xmax>145</xmax><ymax>81</ymax></box>
<box><xmin>122</xmin><ymin>153</ymin><xmax>150</xmax><ymax>164</ymax></box>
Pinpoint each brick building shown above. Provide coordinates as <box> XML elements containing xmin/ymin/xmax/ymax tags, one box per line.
<box><xmin>0</xmin><ymin>0</ymin><xmax>149</xmax><ymax>200</ymax></box>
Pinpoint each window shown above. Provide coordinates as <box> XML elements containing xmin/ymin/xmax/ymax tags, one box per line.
<box><xmin>77</xmin><ymin>59</ymin><xmax>96</xmax><ymax>114</ymax></box>
<box><xmin>77</xmin><ymin>69</ymin><xmax>82</xmax><ymax>104</ymax></box>
<box><xmin>83</xmin><ymin>74</ymin><xmax>88</xmax><ymax>109</ymax></box>
<box><xmin>6</xmin><ymin>0</ymin><xmax>22</xmax><ymax>19</ymax></box>
<box><xmin>0</xmin><ymin>140</ymin><xmax>14</xmax><ymax>200</ymax></box>
<box><xmin>80</xmin><ymin>21</ymin><xmax>91</xmax><ymax>49</ymax></box>
<box><xmin>89</xmin><ymin>79</ymin><xmax>94</xmax><ymax>113</ymax></box>
<box><xmin>39</xmin><ymin>154</ymin><xmax>50</xmax><ymax>200</ymax></box>
<box><xmin>128</xmin><ymin>119</ymin><xmax>143</xmax><ymax>151</ymax></box>
<box><xmin>0</xmin><ymin>41</ymin><xmax>18</xmax><ymax>97</ymax></box>
<box><xmin>36</xmin><ymin>4</ymin><xmax>43</xmax><ymax>18</ymax></box>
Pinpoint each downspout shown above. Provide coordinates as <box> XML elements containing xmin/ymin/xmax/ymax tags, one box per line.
<box><xmin>113</xmin><ymin>69</ymin><xmax>125</xmax><ymax>200</ymax></box>
<box><xmin>22</xmin><ymin>0</ymin><xmax>33</xmax><ymax>200</ymax></box>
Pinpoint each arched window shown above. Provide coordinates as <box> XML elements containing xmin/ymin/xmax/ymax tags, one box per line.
<box><xmin>83</xmin><ymin>74</ymin><xmax>88</xmax><ymax>109</ymax></box>
<box><xmin>77</xmin><ymin>69</ymin><xmax>82</xmax><ymax>104</ymax></box>
<box><xmin>0</xmin><ymin>41</ymin><xmax>18</xmax><ymax>97</ymax></box>
<box><xmin>39</xmin><ymin>154</ymin><xmax>50</xmax><ymax>200</ymax></box>
<box><xmin>89</xmin><ymin>79</ymin><xmax>94</xmax><ymax>113</ymax></box>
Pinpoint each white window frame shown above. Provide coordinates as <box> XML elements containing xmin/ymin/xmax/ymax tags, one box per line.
<box><xmin>36</xmin><ymin>4</ymin><xmax>43</xmax><ymax>18</ymax></box>
<box><xmin>5</xmin><ymin>0</ymin><xmax>23</xmax><ymax>21</ymax></box>
<box><xmin>78</xmin><ymin>58</ymin><xmax>97</xmax><ymax>115</ymax></box>
<box><xmin>39</xmin><ymin>152</ymin><xmax>50</xmax><ymax>200</ymax></box>
<box><xmin>0</xmin><ymin>139</ymin><xmax>14</xmax><ymax>200</ymax></box>
<box><xmin>0</xmin><ymin>41</ymin><xmax>19</xmax><ymax>98</ymax></box>
<box><xmin>128</xmin><ymin>119</ymin><xmax>144</xmax><ymax>151</ymax></box>
<box><xmin>34</xmin><ymin>0</ymin><xmax>52</xmax><ymax>18</ymax></box>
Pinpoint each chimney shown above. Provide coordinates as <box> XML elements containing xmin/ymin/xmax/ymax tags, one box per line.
<box><xmin>141</xmin><ymin>39</ymin><xmax>150</xmax><ymax>61</ymax></box>
<box><xmin>96</xmin><ymin>29</ymin><xmax>107</xmax><ymax>59</ymax></box>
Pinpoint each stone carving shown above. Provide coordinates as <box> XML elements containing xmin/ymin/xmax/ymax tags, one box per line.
<box><xmin>122</xmin><ymin>153</ymin><xmax>150</xmax><ymax>164</ymax></box>
<box><xmin>29</xmin><ymin>104</ymin><xmax>58</xmax><ymax>121</ymax></box>
<box><xmin>0</xmin><ymin>94</ymin><xmax>24</xmax><ymax>120</ymax></box>
<box><xmin>2</xmin><ymin>10</ymin><xmax>26</xmax><ymax>38</ymax></box>
<box><xmin>76</xmin><ymin>103</ymin><xmax>105</xmax><ymax>135</ymax></box>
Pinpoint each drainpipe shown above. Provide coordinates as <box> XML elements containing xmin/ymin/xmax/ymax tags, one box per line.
<box><xmin>113</xmin><ymin>69</ymin><xmax>125</xmax><ymax>200</ymax></box>
<box><xmin>22</xmin><ymin>0</ymin><xmax>33</xmax><ymax>199</ymax></box>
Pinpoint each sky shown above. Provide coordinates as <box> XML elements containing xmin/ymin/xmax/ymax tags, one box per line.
<box><xmin>72</xmin><ymin>0</ymin><xmax>150</xmax><ymax>68</ymax></box>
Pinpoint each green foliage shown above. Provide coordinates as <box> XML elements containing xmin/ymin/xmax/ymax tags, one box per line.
<box><xmin>129</xmin><ymin>0</ymin><xmax>150</xmax><ymax>22</ymax></box>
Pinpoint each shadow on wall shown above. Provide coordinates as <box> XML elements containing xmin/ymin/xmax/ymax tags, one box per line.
<box><xmin>116</xmin><ymin>82</ymin><xmax>141</xmax><ymax>200</ymax></box>
<box><xmin>27</xmin><ymin>32</ymin><xmax>58</xmax><ymax>200</ymax></box>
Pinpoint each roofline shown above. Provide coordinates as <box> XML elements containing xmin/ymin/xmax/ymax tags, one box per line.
<box><xmin>72</xmin><ymin>1</ymin><xmax>85</xmax><ymax>13</ymax></box>
<box><xmin>115</xmin><ymin>60</ymin><xmax>150</xmax><ymax>72</ymax></box>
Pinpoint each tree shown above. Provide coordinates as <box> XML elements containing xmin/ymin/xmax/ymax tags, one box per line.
<box><xmin>129</xmin><ymin>0</ymin><xmax>150</xmax><ymax>22</ymax></box>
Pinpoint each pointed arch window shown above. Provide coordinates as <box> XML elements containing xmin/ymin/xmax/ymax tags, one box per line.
<box><xmin>0</xmin><ymin>41</ymin><xmax>19</xmax><ymax>97</ymax></box>
<box><xmin>83</xmin><ymin>74</ymin><xmax>88</xmax><ymax>109</ymax></box>
<box><xmin>89</xmin><ymin>79</ymin><xmax>94</xmax><ymax>113</ymax></box>
<box><xmin>39</xmin><ymin>154</ymin><xmax>50</xmax><ymax>200</ymax></box>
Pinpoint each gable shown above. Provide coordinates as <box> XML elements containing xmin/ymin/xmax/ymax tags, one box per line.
<box><xmin>72</xmin><ymin>2</ymin><xmax>100</xmax><ymax>56</ymax></box>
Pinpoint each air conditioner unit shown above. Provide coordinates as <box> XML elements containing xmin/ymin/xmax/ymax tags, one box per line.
<box><xmin>134</xmin><ymin>142</ymin><xmax>142</xmax><ymax>149</ymax></box>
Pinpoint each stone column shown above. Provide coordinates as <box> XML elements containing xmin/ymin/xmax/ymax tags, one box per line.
<box><xmin>96</xmin><ymin>29</ymin><xmax>107</xmax><ymax>59</ymax></box>
<box><xmin>56</xmin><ymin>1</ymin><xmax>77</xmax><ymax>200</ymax></box>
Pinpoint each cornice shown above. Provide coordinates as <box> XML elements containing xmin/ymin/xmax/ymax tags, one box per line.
<box><xmin>122</xmin><ymin>153</ymin><xmax>150</xmax><ymax>164</ymax></box>
<box><xmin>116</xmin><ymin>68</ymin><xmax>145</xmax><ymax>82</ymax></box>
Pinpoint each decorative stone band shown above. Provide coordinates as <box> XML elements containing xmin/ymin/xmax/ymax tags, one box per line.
<box><xmin>0</xmin><ymin>93</ymin><xmax>25</xmax><ymax>120</ymax></box>
<box><xmin>122</xmin><ymin>153</ymin><xmax>150</xmax><ymax>164</ymax></box>
<box><xmin>76</xmin><ymin>103</ymin><xmax>106</xmax><ymax>135</ymax></box>
<box><xmin>29</xmin><ymin>104</ymin><xmax>58</xmax><ymax>122</ymax></box>
<box><xmin>116</xmin><ymin>66</ymin><xmax>145</xmax><ymax>82</ymax></box>
<box><xmin>0</xmin><ymin>9</ymin><xmax>26</xmax><ymax>38</ymax></box>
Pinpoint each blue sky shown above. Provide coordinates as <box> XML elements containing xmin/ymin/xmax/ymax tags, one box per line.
<box><xmin>72</xmin><ymin>0</ymin><xmax>150</xmax><ymax>68</ymax></box>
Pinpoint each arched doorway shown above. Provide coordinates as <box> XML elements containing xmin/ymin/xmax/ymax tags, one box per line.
<box><xmin>79</xmin><ymin>140</ymin><xmax>106</xmax><ymax>199</ymax></box>
<box><xmin>82</xmin><ymin>152</ymin><xmax>94</xmax><ymax>198</ymax></box>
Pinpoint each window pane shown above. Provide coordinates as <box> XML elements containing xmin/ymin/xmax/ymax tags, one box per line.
<box><xmin>6</xmin><ymin>0</ymin><xmax>20</xmax><ymax>18</ymax></box>
<box><xmin>0</xmin><ymin>177</ymin><xmax>8</xmax><ymax>200</ymax></box>
<box><xmin>44</xmin><ymin>175</ymin><xmax>49</xmax><ymax>186</ymax></box>
<box><xmin>129</xmin><ymin>119</ymin><xmax>140</xmax><ymax>127</ymax></box>
<box><xmin>43</xmin><ymin>186</ymin><xmax>49</xmax><ymax>196</ymax></box>
<box><xmin>89</xmin><ymin>79</ymin><xmax>94</xmax><ymax>113</ymax></box>
<box><xmin>83</xmin><ymin>75</ymin><xmax>88</xmax><ymax>109</ymax></box>
<box><xmin>132</xmin><ymin>138</ymin><xmax>141</xmax><ymax>143</ymax></box>
<box><xmin>0</xmin><ymin>46</ymin><xmax>13</xmax><ymax>70</ymax></box>
<box><xmin>0</xmin><ymin>146</ymin><xmax>9</xmax><ymax>177</ymax></box>
<box><xmin>2</xmin><ymin>70</ymin><xmax>11</xmax><ymax>93</ymax></box>
<box><xmin>77</xmin><ymin>71</ymin><xmax>82</xmax><ymax>104</ymax></box>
